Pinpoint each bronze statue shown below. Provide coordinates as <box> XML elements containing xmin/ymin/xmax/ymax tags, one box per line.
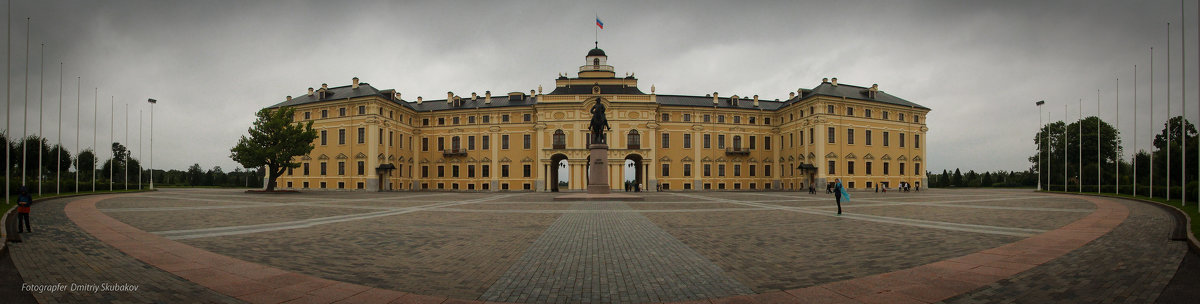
<box><xmin>589</xmin><ymin>102</ymin><xmax>611</xmax><ymax>144</ymax></box>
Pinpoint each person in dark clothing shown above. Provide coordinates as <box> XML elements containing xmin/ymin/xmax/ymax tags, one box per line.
<box><xmin>808</xmin><ymin>185</ymin><xmax>815</xmax><ymax>194</ymax></box>
<box><xmin>16</xmin><ymin>186</ymin><xmax>32</xmax><ymax>233</ymax></box>
<box><xmin>833</xmin><ymin>178</ymin><xmax>848</xmax><ymax>215</ymax></box>
<box><xmin>875</xmin><ymin>184</ymin><xmax>879</xmax><ymax>193</ymax></box>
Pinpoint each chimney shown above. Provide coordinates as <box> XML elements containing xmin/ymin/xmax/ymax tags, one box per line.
<box><xmin>308</xmin><ymin>87</ymin><xmax>314</xmax><ymax>96</ymax></box>
<box><xmin>485</xmin><ymin>91</ymin><xmax>492</xmax><ymax>104</ymax></box>
<box><xmin>538</xmin><ymin>85</ymin><xmax>543</xmax><ymax>94</ymax></box>
<box><xmin>530</xmin><ymin>89</ymin><xmax>536</xmax><ymax>96</ymax></box>
<box><xmin>713</xmin><ymin>92</ymin><xmax>719</xmax><ymax>104</ymax></box>
<box><xmin>753</xmin><ymin>95</ymin><xmax>759</xmax><ymax>107</ymax></box>
<box><xmin>396</xmin><ymin>92</ymin><xmax>401</xmax><ymax>100</ymax></box>
<box><xmin>822</xmin><ymin>78</ymin><xmax>829</xmax><ymax>83</ymax></box>
<box><xmin>831</xmin><ymin>78</ymin><xmax>838</xmax><ymax>86</ymax></box>
<box><xmin>286</xmin><ymin>95</ymin><xmax>292</xmax><ymax>101</ymax></box>
<box><xmin>417</xmin><ymin>96</ymin><xmax>423</xmax><ymax>104</ymax></box>
<box><xmin>789</xmin><ymin>92</ymin><xmax>795</xmax><ymax>99</ymax></box>
<box><xmin>352</xmin><ymin>77</ymin><xmax>360</xmax><ymax>89</ymax></box>
<box><xmin>321</xmin><ymin>83</ymin><xmax>328</xmax><ymax>90</ymax></box>
<box><xmin>471</xmin><ymin>92</ymin><xmax>478</xmax><ymax>101</ymax></box>
<box><xmin>869</xmin><ymin>84</ymin><xmax>879</xmax><ymax>98</ymax></box>
<box><xmin>447</xmin><ymin>92</ymin><xmax>454</xmax><ymax>105</ymax></box>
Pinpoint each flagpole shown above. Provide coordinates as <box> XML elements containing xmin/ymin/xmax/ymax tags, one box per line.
<box><xmin>138</xmin><ymin>109</ymin><xmax>142</xmax><ymax>190</ymax></box>
<box><xmin>109</xmin><ymin>95</ymin><xmax>113</xmax><ymax>191</ymax></box>
<box><xmin>74</xmin><ymin>77</ymin><xmax>78</xmax><ymax>192</ymax></box>
<box><xmin>1116</xmin><ymin>77</ymin><xmax>1119</xmax><ymax>194</ymax></box>
<box><xmin>1182</xmin><ymin>0</ymin><xmax>1187</xmax><ymax>205</ymax></box>
<box><xmin>56</xmin><ymin>62</ymin><xmax>61</xmax><ymax>194</ymax></box>
<box><xmin>1038</xmin><ymin>101</ymin><xmax>1044</xmax><ymax>191</ymax></box>
<box><xmin>124</xmin><ymin>103</ymin><xmax>128</xmax><ymax>190</ymax></box>
<box><xmin>36</xmin><ymin>43</ymin><xmax>42</xmax><ymax>196</ymax></box>
<box><xmin>1078</xmin><ymin>97</ymin><xmax>1082</xmax><ymax>193</ymax></box>
<box><xmin>1168</xmin><ymin>22</ymin><xmax>1173</xmax><ymax>201</ymax></box>
<box><xmin>4</xmin><ymin>0</ymin><xmax>10</xmax><ymax>207</ymax></box>
<box><xmin>1134</xmin><ymin>65</ymin><xmax>1138</xmax><ymax>196</ymax></box>
<box><xmin>20</xmin><ymin>17</ymin><xmax>28</xmax><ymax>187</ymax></box>
<box><xmin>1150</xmin><ymin>47</ymin><xmax>1155</xmax><ymax>198</ymax></box>
<box><xmin>1064</xmin><ymin>104</ymin><xmax>1068</xmax><ymax>192</ymax></box>
<box><xmin>92</xmin><ymin>87</ymin><xmax>96</xmax><ymax>192</ymax></box>
<box><xmin>1098</xmin><ymin>89</ymin><xmax>1101</xmax><ymax>194</ymax></box>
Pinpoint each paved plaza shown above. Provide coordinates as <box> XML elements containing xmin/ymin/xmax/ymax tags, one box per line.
<box><xmin>4</xmin><ymin>188</ymin><xmax>1194</xmax><ymax>303</ymax></box>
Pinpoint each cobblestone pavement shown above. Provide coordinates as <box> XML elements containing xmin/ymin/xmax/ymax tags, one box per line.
<box><xmin>479</xmin><ymin>202</ymin><xmax>753</xmax><ymax>303</ymax></box>
<box><xmin>7</xmin><ymin>197</ymin><xmax>241</xmax><ymax>303</ymax></box>
<box><xmin>7</xmin><ymin>188</ymin><xmax>1192</xmax><ymax>303</ymax></box>
<box><xmin>942</xmin><ymin>197</ymin><xmax>1188</xmax><ymax>304</ymax></box>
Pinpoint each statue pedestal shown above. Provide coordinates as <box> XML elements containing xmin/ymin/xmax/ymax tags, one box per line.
<box><xmin>555</xmin><ymin>143</ymin><xmax>643</xmax><ymax>201</ymax></box>
<box><xmin>587</xmin><ymin>144</ymin><xmax>610</xmax><ymax>194</ymax></box>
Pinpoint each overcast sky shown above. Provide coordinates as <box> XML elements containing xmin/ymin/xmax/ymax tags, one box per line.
<box><xmin>0</xmin><ymin>0</ymin><xmax>1197</xmax><ymax>173</ymax></box>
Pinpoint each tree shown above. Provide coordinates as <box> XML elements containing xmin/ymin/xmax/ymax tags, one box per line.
<box><xmin>76</xmin><ymin>149</ymin><xmax>96</xmax><ymax>181</ymax></box>
<box><xmin>952</xmin><ymin>168</ymin><xmax>963</xmax><ymax>187</ymax></box>
<box><xmin>230</xmin><ymin>107</ymin><xmax>317</xmax><ymax>191</ymax></box>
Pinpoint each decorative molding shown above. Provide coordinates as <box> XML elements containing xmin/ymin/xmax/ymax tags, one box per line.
<box><xmin>335</xmin><ymin>153</ymin><xmax>348</xmax><ymax>160</ymax></box>
<box><xmin>681</xmin><ymin>156</ymin><xmax>693</xmax><ymax>162</ymax></box>
<box><xmin>845</xmin><ymin>153</ymin><xmax>856</xmax><ymax>159</ymax></box>
<box><xmin>863</xmin><ymin>153</ymin><xmax>874</xmax><ymax>160</ymax></box>
<box><xmin>317</xmin><ymin>154</ymin><xmax>329</xmax><ymax>160</ymax></box>
<box><xmin>355</xmin><ymin>152</ymin><xmax>366</xmax><ymax>159</ymax></box>
<box><xmin>881</xmin><ymin>154</ymin><xmax>892</xmax><ymax>161</ymax></box>
<box><xmin>522</xmin><ymin>157</ymin><xmax>534</xmax><ymax>163</ymax></box>
<box><xmin>825</xmin><ymin>152</ymin><xmax>838</xmax><ymax>159</ymax></box>
<box><xmin>897</xmin><ymin>155</ymin><xmax>908</xmax><ymax>161</ymax></box>
<box><xmin>913</xmin><ymin>156</ymin><xmax>922</xmax><ymax>162</ymax></box>
<box><xmin>500</xmin><ymin>157</ymin><xmax>512</xmax><ymax>163</ymax></box>
<box><xmin>301</xmin><ymin>155</ymin><xmax>312</xmax><ymax>161</ymax></box>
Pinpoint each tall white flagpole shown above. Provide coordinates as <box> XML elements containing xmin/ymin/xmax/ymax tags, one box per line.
<box><xmin>92</xmin><ymin>87</ymin><xmax>96</xmax><ymax>192</ymax></box>
<box><xmin>1134</xmin><ymin>65</ymin><xmax>1138</xmax><ymax>196</ymax></box>
<box><xmin>109</xmin><ymin>95</ymin><xmax>113</xmax><ymax>191</ymax></box>
<box><xmin>124</xmin><ymin>103</ymin><xmax>127</xmax><ymax>190</ymax></box>
<box><xmin>1098</xmin><ymin>89</ymin><xmax>1102</xmax><ymax>193</ymax></box>
<box><xmin>1064</xmin><ymin>104</ymin><xmax>1068</xmax><ymax>192</ymax></box>
<box><xmin>36</xmin><ymin>43</ymin><xmax>42</xmax><ymax>195</ymax></box>
<box><xmin>1116</xmin><ymin>77</ymin><xmax>1120</xmax><ymax>194</ymax></box>
<box><xmin>1079</xmin><ymin>97</ymin><xmax>1082</xmax><ymax>193</ymax></box>
<box><xmin>148</xmin><ymin>98</ymin><xmax>154</xmax><ymax>190</ymax></box>
<box><xmin>20</xmin><ymin>17</ymin><xmax>27</xmax><ymax>187</ymax></box>
<box><xmin>1038</xmin><ymin>101</ymin><xmax>1044</xmax><ymax>191</ymax></box>
<box><xmin>1182</xmin><ymin>0</ymin><xmax>1188</xmax><ymax>205</ymax></box>
<box><xmin>1168</xmin><ymin>22</ymin><xmax>1173</xmax><ymax>200</ymax></box>
<box><xmin>138</xmin><ymin>109</ymin><xmax>142</xmax><ymax>189</ymax></box>
<box><xmin>74</xmin><ymin>77</ymin><xmax>78</xmax><ymax>192</ymax></box>
<box><xmin>1151</xmin><ymin>47</ymin><xmax>1155</xmax><ymax>199</ymax></box>
<box><xmin>4</xmin><ymin>0</ymin><xmax>11</xmax><ymax>206</ymax></box>
<box><xmin>56</xmin><ymin>62</ymin><xmax>61</xmax><ymax>194</ymax></box>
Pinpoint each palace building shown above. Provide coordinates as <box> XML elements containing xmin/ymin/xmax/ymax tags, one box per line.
<box><xmin>266</xmin><ymin>47</ymin><xmax>930</xmax><ymax>192</ymax></box>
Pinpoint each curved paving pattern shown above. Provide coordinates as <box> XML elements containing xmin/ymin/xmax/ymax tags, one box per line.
<box><xmin>7</xmin><ymin>189</ymin><xmax>1189</xmax><ymax>303</ymax></box>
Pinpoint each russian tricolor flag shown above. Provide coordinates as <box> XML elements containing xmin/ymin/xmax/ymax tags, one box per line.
<box><xmin>596</xmin><ymin>18</ymin><xmax>604</xmax><ymax>29</ymax></box>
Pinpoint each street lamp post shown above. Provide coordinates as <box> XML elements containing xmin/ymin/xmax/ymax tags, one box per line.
<box><xmin>148</xmin><ymin>98</ymin><xmax>155</xmax><ymax>189</ymax></box>
<box><xmin>1036</xmin><ymin>100</ymin><xmax>1045</xmax><ymax>191</ymax></box>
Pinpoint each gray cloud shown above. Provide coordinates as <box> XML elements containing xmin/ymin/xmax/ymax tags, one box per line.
<box><xmin>0</xmin><ymin>0</ymin><xmax>1195</xmax><ymax>173</ymax></box>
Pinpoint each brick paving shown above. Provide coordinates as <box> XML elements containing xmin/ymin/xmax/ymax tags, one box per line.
<box><xmin>479</xmin><ymin>202</ymin><xmax>753</xmax><ymax>303</ymax></box>
<box><xmin>4</xmin><ymin>188</ymin><xmax>1192</xmax><ymax>303</ymax></box>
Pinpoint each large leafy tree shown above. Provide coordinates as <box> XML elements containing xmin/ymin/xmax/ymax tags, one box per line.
<box><xmin>230</xmin><ymin>107</ymin><xmax>317</xmax><ymax>191</ymax></box>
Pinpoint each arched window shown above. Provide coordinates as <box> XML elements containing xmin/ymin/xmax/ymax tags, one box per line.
<box><xmin>451</xmin><ymin>136</ymin><xmax>461</xmax><ymax>151</ymax></box>
<box><xmin>593</xmin><ymin>58</ymin><xmax>600</xmax><ymax>67</ymax></box>
<box><xmin>627</xmin><ymin>130</ymin><xmax>641</xmax><ymax>149</ymax></box>
<box><xmin>733</xmin><ymin>135</ymin><xmax>742</xmax><ymax>150</ymax></box>
<box><xmin>553</xmin><ymin>129</ymin><xmax>566</xmax><ymax>149</ymax></box>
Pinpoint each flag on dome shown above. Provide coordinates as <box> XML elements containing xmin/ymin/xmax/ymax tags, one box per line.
<box><xmin>596</xmin><ymin>18</ymin><xmax>604</xmax><ymax>29</ymax></box>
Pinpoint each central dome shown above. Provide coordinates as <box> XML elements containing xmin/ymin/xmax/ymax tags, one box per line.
<box><xmin>587</xmin><ymin>48</ymin><xmax>606</xmax><ymax>57</ymax></box>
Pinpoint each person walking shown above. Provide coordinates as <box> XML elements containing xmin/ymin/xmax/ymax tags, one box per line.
<box><xmin>17</xmin><ymin>186</ymin><xmax>33</xmax><ymax>233</ymax></box>
<box><xmin>808</xmin><ymin>185</ymin><xmax>815</xmax><ymax>194</ymax></box>
<box><xmin>834</xmin><ymin>178</ymin><xmax>849</xmax><ymax>215</ymax></box>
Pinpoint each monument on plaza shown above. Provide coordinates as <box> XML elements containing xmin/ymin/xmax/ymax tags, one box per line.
<box><xmin>587</xmin><ymin>102</ymin><xmax>612</xmax><ymax>194</ymax></box>
<box><xmin>554</xmin><ymin>99</ymin><xmax>642</xmax><ymax>201</ymax></box>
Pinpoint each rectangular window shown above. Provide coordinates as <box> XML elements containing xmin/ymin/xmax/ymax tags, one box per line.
<box><xmin>883</xmin><ymin>132</ymin><xmax>890</xmax><ymax>146</ymax></box>
<box><xmin>684</xmin><ymin>164</ymin><xmax>692</xmax><ymax>177</ymax></box>
<box><xmin>358</xmin><ymin>128</ymin><xmax>365</xmax><ymax>144</ymax></box>
<box><xmin>865</xmin><ymin>130</ymin><xmax>872</xmax><ymax>145</ymax></box>
<box><xmin>703</xmin><ymin>114</ymin><xmax>711</xmax><ymax>123</ymax></box>
<box><xmin>422</xmin><ymin>137</ymin><xmax>429</xmax><ymax>151</ymax></box>
<box><xmin>453</xmin><ymin>165</ymin><xmax>460</xmax><ymax>177</ymax></box>
<box><xmin>340</xmin><ymin>108</ymin><xmax>346</xmax><ymax>116</ymax></box>
<box><xmin>438</xmin><ymin>117</ymin><xmax>445</xmax><ymax>125</ymax></box>
<box><xmin>662</xmin><ymin>113</ymin><xmax>670</xmax><ymax>122</ymax></box>
<box><xmin>718</xmin><ymin>135</ymin><xmax>726</xmax><ymax>149</ymax></box>
<box><xmin>828</xmin><ymin>160</ymin><xmax>836</xmax><ymax>175</ymax></box>
<box><xmin>502</xmin><ymin>135</ymin><xmax>510</xmax><ymax>149</ymax></box>
<box><xmin>764</xmin><ymin>136</ymin><xmax>771</xmax><ymax>150</ymax></box>
<box><xmin>749</xmin><ymin>165</ymin><xmax>756</xmax><ymax>177</ymax></box>
<box><xmin>304</xmin><ymin>112</ymin><xmax>310</xmax><ymax>120</ymax></box>
<box><xmin>847</xmin><ymin>161</ymin><xmax>855</xmax><ymax>175</ymax></box>
<box><xmin>683</xmin><ymin>113</ymin><xmax>692</xmax><ymax>122</ymax></box>
<box><xmin>468</xmin><ymin>135</ymin><xmax>476</xmax><ymax>150</ymax></box>
<box><xmin>884</xmin><ymin>163</ymin><xmax>890</xmax><ymax>175</ymax></box>
<box><xmin>704</xmin><ymin>164</ymin><xmax>711</xmax><ymax>177</ymax></box>
<box><xmin>915</xmin><ymin>134</ymin><xmax>920</xmax><ymax>148</ymax></box>
<box><xmin>749</xmin><ymin>117</ymin><xmax>756</xmax><ymax>124</ymax></box>
<box><xmin>900</xmin><ymin>163</ymin><xmax>906</xmax><ymax>175</ymax></box>
<box><xmin>733</xmin><ymin>164</ymin><xmax>741</xmax><ymax>176</ymax></box>
<box><xmin>662</xmin><ymin>133</ymin><xmax>670</xmax><ymax>149</ymax></box>
<box><xmin>523</xmin><ymin>134</ymin><xmax>531</xmax><ymax>149</ymax></box>
<box><xmin>320</xmin><ymin>162</ymin><xmax>327</xmax><ymax>175</ymax></box>
<box><xmin>899</xmin><ymin>113</ymin><xmax>905</xmax><ymax>121</ymax></box>
<box><xmin>662</xmin><ymin>164</ymin><xmax>670</xmax><ymax>177</ymax></box>
<box><xmin>900</xmin><ymin>133</ymin><xmax>906</xmax><ymax>147</ymax></box>
<box><xmin>468</xmin><ymin>165</ymin><xmax>476</xmax><ymax>178</ymax></box>
<box><xmin>847</xmin><ymin>107</ymin><xmax>854</xmax><ymax>116</ymax></box>
<box><xmin>338</xmin><ymin>129</ymin><xmax>346</xmax><ymax>145</ymax></box>
<box><xmin>338</xmin><ymin>162</ymin><xmax>346</xmax><ymax>175</ymax></box>
<box><xmin>422</xmin><ymin>166</ymin><xmax>429</xmax><ymax>178</ymax></box>
<box><xmin>502</xmin><ymin>114</ymin><xmax>510</xmax><ymax>122</ymax></box>
<box><xmin>883</xmin><ymin>111</ymin><xmax>890</xmax><ymax>120</ymax></box>
<box><xmin>827</xmin><ymin>127</ymin><xmax>836</xmax><ymax>144</ymax></box>
<box><xmin>523</xmin><ymin>113</ymin><xmax>531</xmax><ymax>122</ymax></box>
<box><xmin>321</xmin><ymin>130</ymin><xmax>327</xmax><ymax>145</ymax></box>
<box><xmin>422</xmin><ymin>118</ymin><xmax>429</xmax><ymax>126</ymax></box>
<box><xmin>321</xmin><ymin>110</ymin><xmax>328</xmax><ymax>118</ymax></box>
<box><xmin>303</xmin><ymin>163</ymin><xmax>310</xmax><ymax>175</ymax></box>
<box><xmin>438</xmin><ymin>137</ymin><xmax>444</xmax><ymax>151</ymax></box>
<box><xmin>357</xmin><ymin>161</ymin><xmax>365</xmax><ymax>175</ymax></box>
<box><xmin>764</xmin><ymin>117</ymin><xmax>771</xmax><ymax>125</ymax></box>
<box><xmin>718</xmin><ymin>115</ymin><xmax>725</xmax><ymax>123</ymax></box>
<box><xmin>765</xmin><ymin>165</ymin><xmax>772</xmax><ymax>177</ymax></box>
<box><xmin>827</xmin><ymin>105</ymin><xmax>835</xmax><ymax>114</ymax></box>
<box><xmin>482</xmin><ymin>135</ymin><xmax>490</xmax><ymax>149</ymax></box>
<box><xmin>501</xmin><ymin>165</ymin><xmax>510</xmax><ymax>177</ymax></box>
<box><xmin>482</xmin><ymin>115</ymin><xmax>490</xmax><ymax>123</ymax></box>
<box><xmin>733</xmin><ymin>116</ymin><xmax>741</xmax><ymax>124</ymax></box>
<box><xmin>389</xmin><ymin>131</ymin><xmax>394</xmax><ymax>146</ymax></box>
<box><xmin>524</xmin><ymin>164</ymin><xmax>532</xmax><ymax>177</ymax></box>
<box><xmin>718</xmin><ymin>164</ymin><xmax>726</xmax><ymax>177</ymax></box>
<box><xmin>810</xmin><ymin>128</ymin><xmax>814</xmax><ymax>144</ymax></box>
<box><xmin>703</xmin><ymin>134</ymin><xmax>711</xmax><ymax>149</ymax></box>
<box><xmin>847</xmin><ymin>129</ymin><xmax>855</xmax><ymax>145</ymax></box>
<box><xmin>915</xmin><ymin>163</ymin><xmax>921</xmax><ymax>176</ymax></box>
<box><xmin>915</xmin><ymin>115</ymin><xmax>920</xmax><ymax>123</ymax></box>
<box><xmin>866</xmin><ymin>162</ymin><xmax>873</xmax><ymax>175</ymax></box>
<box><xmin>453</xmin><ymin>117</ymin><xmax>460</xmax><ymax>125</ymax></box>
<box><xmin>684</xmin><ymin>134</ymin><xmax>692</xmax><ymax>149</ymax></box>
<box><xmin>437</xmin><ymin>166</ymin><xmax>444</xmax><ymax>177</ymax></box>
<box><xmin>865</xmin><ymin>109</ymin><xmax>872</xmax><ymax>118</ymax></box>
<box><xmin>468</xmin><ymin>116</ymin><xmax>476</xmax><ymax>124</ymax></box>
<box><xmin>482</xmin><ymin>165</ymin><xmax>490</xmax><ymax>177</ymax></box>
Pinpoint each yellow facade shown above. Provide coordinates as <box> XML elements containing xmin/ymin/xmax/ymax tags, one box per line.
<box><xmin>268</xmin><ymin>49</ymin><xmax>930</xmax><ymax>192</ymax></box>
